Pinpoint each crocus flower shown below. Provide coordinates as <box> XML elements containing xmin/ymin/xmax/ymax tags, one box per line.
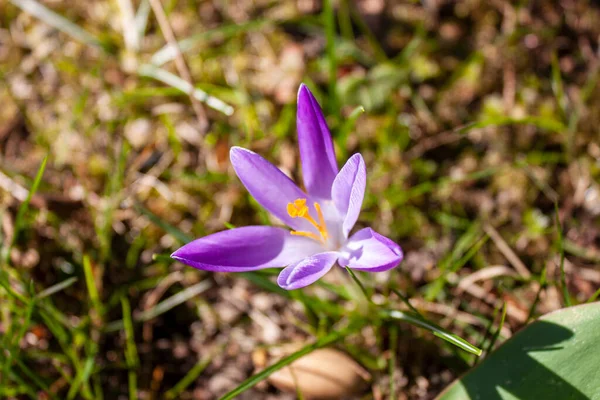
<box><xmin>171</xmin><ymin>84</ymin><xmax>403</xmax><ymax>290</ymax></box>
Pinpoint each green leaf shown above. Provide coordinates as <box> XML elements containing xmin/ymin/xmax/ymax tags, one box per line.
<box><xmin>437</xmin><ymin>303</ymin><xmax>600</xmax><ymax>399</ymax></box>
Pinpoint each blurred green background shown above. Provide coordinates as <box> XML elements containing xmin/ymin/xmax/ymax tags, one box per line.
<box><xmin>1</xmin><ymin>0</ymin><xmax>599</xmax><ymax>398</ymax></box>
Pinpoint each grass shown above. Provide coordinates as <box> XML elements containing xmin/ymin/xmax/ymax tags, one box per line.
<box><xmin>1</xmin><ymin>0</ymin><xmax>600</xmax><ymax>398</ymax></box>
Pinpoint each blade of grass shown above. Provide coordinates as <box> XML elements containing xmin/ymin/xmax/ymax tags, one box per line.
<box><xmin>526</xmin><ymin>265</ymin><xmax>548</xmax><ymax>323</ymax></box>
<box><xmin>550</xmin><ymin>52</ymin><xmax>568</xmax><ymax>119</ymax></box>
<box><xmin>105</xmin><ymin>280</ymin><xmax>211</xmax><ymax>332</ymax></box>
<box><xmin>323</xmin><ymin>0</ymin><xmax>338</xmax><ymax>114</ymax></box>
<box><xmin>336</xmin><ymin>105</ymin><xmax>365</xmax><ymax>158</ymax></box>
<box><xmin>240</xmin><ymin>272</ymin><xmax>290</xmax><ymax>297</ymax></box>
<box><xmin>12</xmin><ymin>357</ymin><xmax>56</xmax><ymax>400</ymax></box>
<box><xmin>134</xmin><ymin>0</ymin><xmax>151</xmax><ymax>42</ymax></box>
<box><xmin>429</xmin><ymin>234</ymin><xmax>488</xmax><ymax>299</ymax></box>
<box><xmin>389</xmin><ymin>325</ymin><xmax>398</xmax><ymax>399</ymax></box>
<box><xmin>425</xmin><ymin>223</ymin><xmax>483</xmax><ymax>300</ymax></box>
<box><xmin>473</xmin><ymin>302</ymin><xmax>502</xmax><ymax>366</ymax></box>
<box><xmin>381</xmin><ymin>309</ymin><xmax>482</xmax><ymax>356</ymax></box>
<box><xmin>13</xmin><ymin>154</ymin><xmax>47</xmax><ymax>235</ymax></box>
<box><xmin>164</xmin><ymin>347</ymin><xmax>222</xmax><ymax>399</ymax></box>
<box><xmin>554</xmin><ymin>203</ymin><xmax>571</xmax><ymax>306</ymax></box>
<box><xmin>2</xmin><ymin>298</ymin><xmax>36</xmax><ymax>391</ymax></box>
<box><xmin>338</xmin><ymin>0</ymin><xmax>354</xmax><ymax>40</ymax></box>
<box><xmin>96</xmin><ymin>141</ymin><xmax>128</xmax><ymax>262</ymax></box>
<box><xmin>587</xmin><ymin>287</ymin><xmax>600</xmax><ymax>303</ymax></box>
<box><xmin>151</xmin><ymin>19</ymin><xmax>270</xmax><ymax>66</ymax></box>
<box><xmin>348</xmin><ymin>6</ymin><xmax>387</xmax><ymax>61</ymax></box>
<box><xmin>66</xmin><ymin>357</ymin><xmax>95</xmax><ymax>400</ymax></box>
<box><xmin>138</xmin><ymin>64</ymin><xmax>234</xmax><ymax>115</ymax></box>
<box><xmin>564</xmin><ymin>239</ymin><xmax>600</xmax><ymax>263</ymax></box>
<box><xmin>1</xmin><ymin>368</ymin><xmax>39</xmax><ymax>399</ymax></box>
<box><xmin>484</xmin><ymin>302</ymin><xmax>507</xmax><ymax>356</ymax></box>
<box><xmin>473</xmin><ymin>115</ymin><xmax>566</xmax><ymax>134</ymax></box>
<box><xmin>393</xmin><ymin>24</ymin><xmax>425</xmax><ymax>65</ymax></box>
<box><xmin>152</xmin><ymin>253</ymin><xmax>174</xmax><ymax>263</ymax></box>
<box><xmin>36</xmin><ymin>277</ymin><xmax>78</xmax><ymax>299</ymax></box>
<box><xmin>1</xmin><ymin>155</ymin><xmax>48</xmax><ymax>266</ymax></box>
<box><xmin>116</xmin><ymin>0</ymin><xmax>139</xmax><ymax>51</ymax></box>
<box><xmin>394</xmin><ymin>166</ymin><xmax>499</xmax><ymax>206</ymax></box>
<box><xmin>147</xmin><ymin>0</ymin><xmax>208</xmax><ymax>129</ymax></box>
<box><xmin>339</xmin><ymin>105</ymin><xmax>365</xmax><ymax>136</ymax></box>
<box><xmin>83</xmin><ymin>255</ymin><xmax>104</xmax><ymax>318</ymax></box>
<box><xmin>81</xmin><ymin>256</ymin><xmax>102</xmax><ymax>399</ymax></box>
<box><xmin>135</xmin><ymin>203</ymin><xmax>192</xmax><ymax>244</ymax></box>
<box><xmin>391</xmin><ymin>289</ymin><xmax>420</xmax><ymax>315</ymax></box>
<box><xmin>37</xmin><ymin>306</ymin><xmax>94</xmax><ymax>399</ymax></box>
<box><xmin>121</xmin><ymin>297</ymin><xmax>139</xmax><ymax>400</ymax></box>
<box><xmin>219</xmin><ymin>322</ymin><xmax>363</xmax><ymax>400</ymax></box>
<box><xmin>344</xmin><ymin>267</ymin><xmax>370</xmax><ymax>301</ymax></box>
<box><xmin>9</xmin><ymin>0</ymin><xmax>102</xmax><ymax>48</ymax></box>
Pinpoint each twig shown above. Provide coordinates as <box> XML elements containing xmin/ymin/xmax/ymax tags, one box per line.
<box><xmin>484</xmin><ymin>224</ymin><xmax>531</xmax><ymax>279</ymax></box>
<box><xmin>147</xmin><ymin>0</ymin><xmax>208</xmax><ymax>132</ymax></box>
<box><xmin>457</xmin><ymin>265</ymin><xmax>518</xmax><ymax>294</ymax></box>
<box><xmin>406</xmin><ymin>124</ymin><xmax>474</xmax><ymax>159</ymax></box>
<box><xmin>0</xmin><ymin>170</ymin><xmax>29</xmax><ymax>201</ymax></box>
<box><xmin>458</xmin><ymin>282</ymin><xmax>527</xmax><ymax>323</ymax></box>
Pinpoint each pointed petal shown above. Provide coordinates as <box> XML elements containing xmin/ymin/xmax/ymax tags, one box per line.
<box><xmin>277</xmin><ymin>251</ymin><xmax>339</xmax><ymax>290</ymax></box>
<box><xmin>171</xmin><ymin>226</ymin><xmax>322</xmax><ymax>272</ymax></box>
<box><xmin>230</xmin><ymin>146</ymin><xmax>318</xmax><ymax>232</ymax></box>
<box><xmin>332</xmin><ymin>153</ymin><xmax>366</xmax><ymax>237</ymax></box>
<box><xmin>338</xmin><ymin>228</ymin><xmax>403</xmax><ymax>272</ymax></box>
<box><xmin>297</xmin><ymin>84</ymin><xmax>338</xmax><ymax>199</ymax></box>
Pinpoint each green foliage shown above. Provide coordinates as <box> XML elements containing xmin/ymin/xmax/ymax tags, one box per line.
<box><xmin>438</xmin><ymin>303</ymin><xmax>600</xmax><ymax>400</ymax></box>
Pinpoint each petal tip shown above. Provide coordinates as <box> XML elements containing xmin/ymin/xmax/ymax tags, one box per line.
<box><xmin>229</xmin><ymin>145</ymin><xmax>247</xmax><ymax>157</ymax></box>
<box><xmin>170</xmin><ymin>253</ymin><xmax>186</xmax><ymax>265</ymax></box>
<box><xmin>170</xmin><ymin>246</ymin><xmax>191</xmax><ymax>262</ymax></box>
<box><xmin>170</xmin><ymin>245</ymin><xmax>184</xmax><ymax>259</ymax></box>
<box><xmin>229</xmin><ymin>146</ymin><xmax>256</xmax><ymax>166</ymax></box>
<box><xmin>347</xmin><ymin>153</ymin><xmax>366</xmax><ymax>170</ymax></box>
<box><xmin>277</xmin><ymin>272</ymin><xmax>309</xmax><ymax>291</ymax></box>
<box><xmin>297</xmin><ymin>83</ymin><xmax>309</xmax><ymax>97</ymax></box>
<box><xmin>297</xmin><ymin>83</ymin><xmax>318</xmax><ymax>107</ymax></box>
<box><xmin>354</xmin><ymin>152</ymin><xmax>366</xmax><ymax>164</ymax></box>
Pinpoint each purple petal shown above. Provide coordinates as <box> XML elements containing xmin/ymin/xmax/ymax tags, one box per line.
<box><xmin>338</xmin><ymin>228</ymin><xmax>403</xmax><ymax>272</ymax></box>
<box><xmin>230</xmin><ymin>146</ymin><xmax>318</xmax><ymax>232</ymax></box>
<box><xmin>277</xmin><ymin>252</ymin><xmax>339</xmax><ymax>290</ymax></box>
<box><xmin>332</xmin><ymin>153</ymin><xmax>366</xmax><ymax>237</ymax></box>
<box><xmin>171</xmin><ymin>226</ymin><xmax>322</xmax><ymax>272</ymax></box>
<box><xmin>297</xmin><ymin>84</ymin><xmax>338</xmax><ymax>199</ymax></box>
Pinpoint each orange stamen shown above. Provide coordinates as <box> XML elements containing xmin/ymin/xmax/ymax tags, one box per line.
<box><xmin>314</xmin><ymin>202</ymin><xmax>328</xmax><ymax>241</ymax></box>
<box><xmin>286</xmin><ymin>198</ymin><xmax>329</xmax><ymax>244</ymax></box>
<box><xmin>290</xmin><ymin>231</ymin><xmax>323</xmax><ymax>242</ymax></box>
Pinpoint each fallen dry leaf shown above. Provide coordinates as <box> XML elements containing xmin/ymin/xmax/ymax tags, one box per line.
<box><xmin>260</xmin><ymin>346</ymin><xmax>370</xmax><ymax>399</ymax></box>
